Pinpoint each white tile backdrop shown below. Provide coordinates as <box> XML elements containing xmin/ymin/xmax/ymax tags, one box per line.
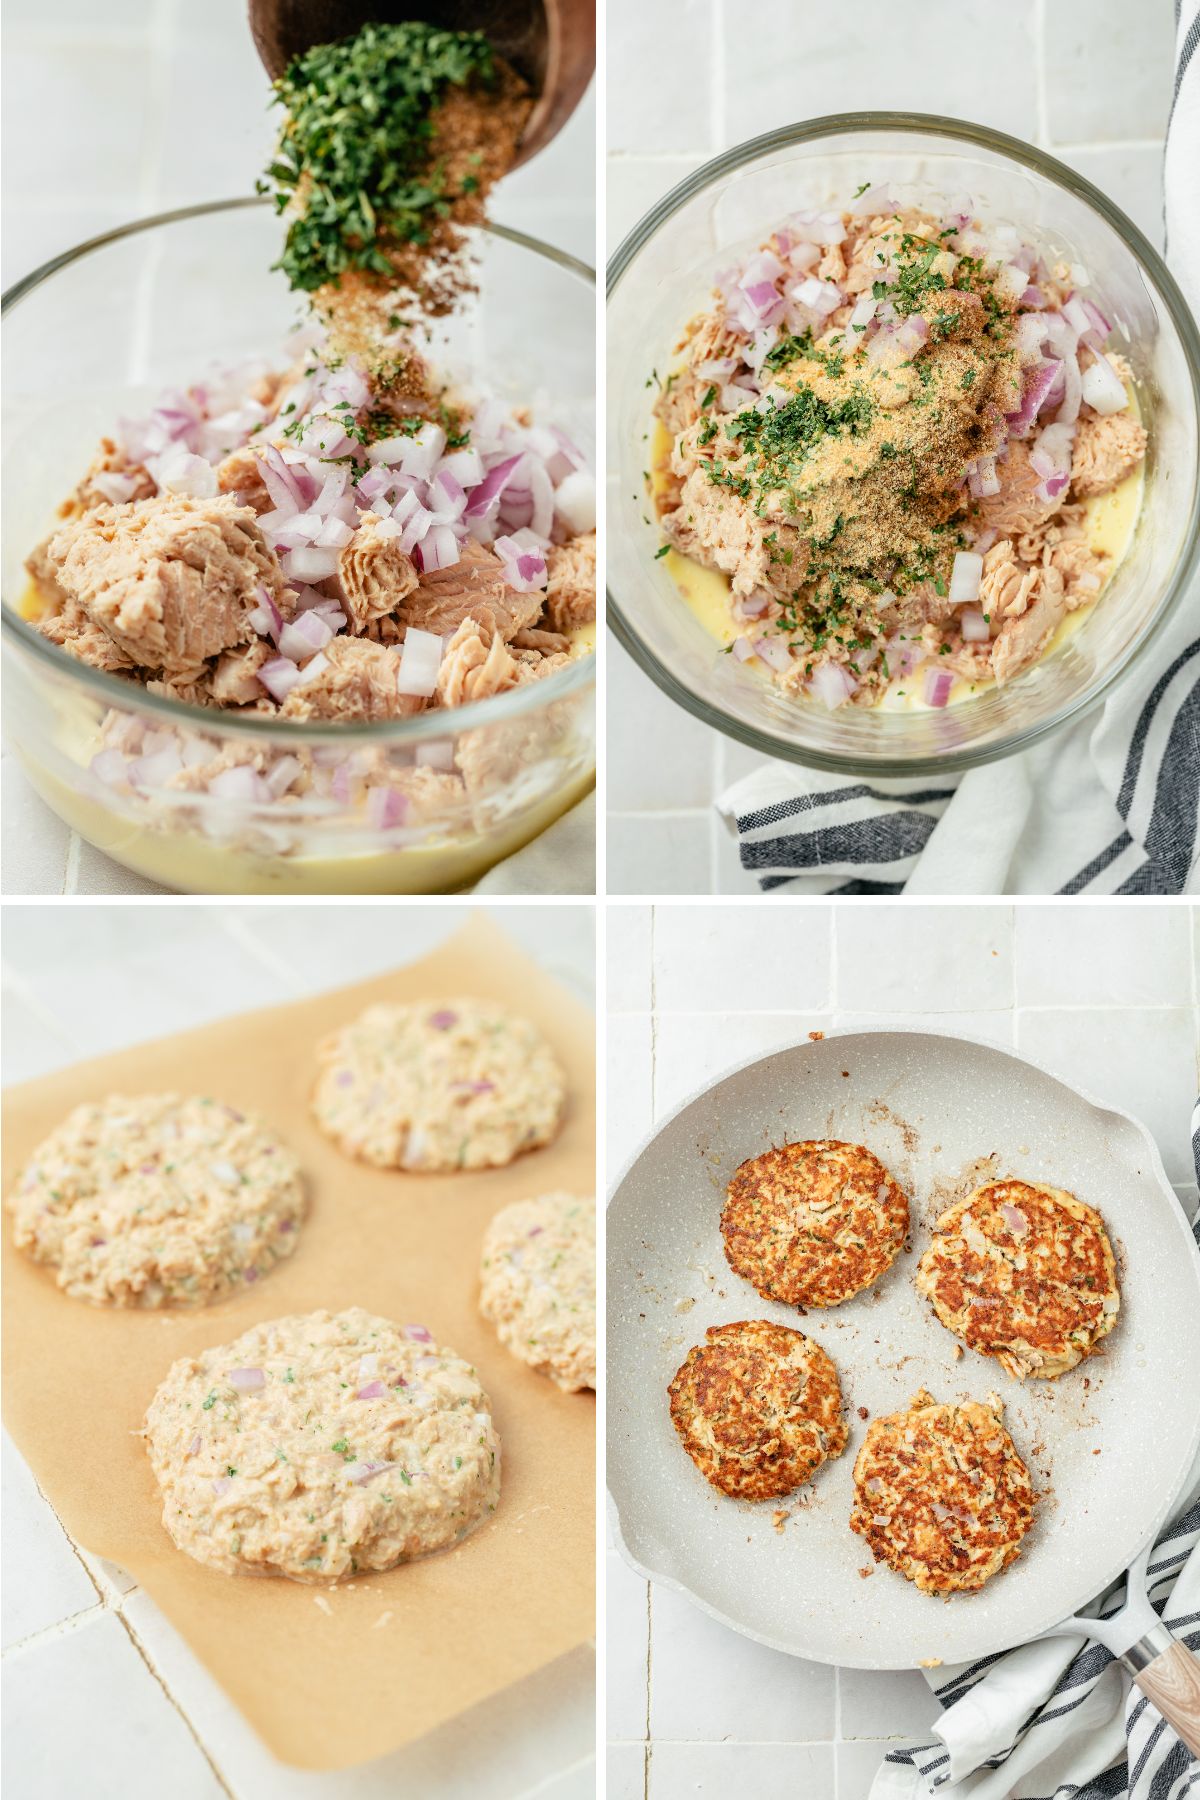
<box><xmin>1</xmin><ymin>0</ymin><xmax>595</xmax><ymax>895</ymax></box>
<box><xmin>605</xmin><ymin>0</ymin><xmax>1179</xmax><ymax>894</ymax></box>
<box><xmin>1</xmin><ymin>902</ymin><xmax>595</xmax><ymax>1800</ymax></box>
<box><xmin>606</xmin><ymin>899</ymin><xmax>1200</xmax><ymax>1799</ymax></box>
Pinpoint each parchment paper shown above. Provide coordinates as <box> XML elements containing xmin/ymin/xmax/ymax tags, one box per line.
<box><xmin>1</xmin><ymin>913</ymin><xmax>595</xmax><ymax>1771</ymax></box>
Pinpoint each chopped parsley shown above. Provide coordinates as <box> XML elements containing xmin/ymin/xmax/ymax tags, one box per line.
<box><xmin>259</xmin><ymin>22</ymin><xmax>497</xmax><ymax>293</ymax></box>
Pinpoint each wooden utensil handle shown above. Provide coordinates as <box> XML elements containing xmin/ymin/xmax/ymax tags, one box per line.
<box><xmin>1134</xmin><ymin>1642</ymin><xmax>1200</xmax><ymax>1758</ymax></box>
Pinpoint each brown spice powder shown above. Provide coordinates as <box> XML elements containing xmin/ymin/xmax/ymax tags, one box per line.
<box><xmin>318</xmin><ymin>59</ymin><xmax>532</xmax><ymax>367</ymax></box>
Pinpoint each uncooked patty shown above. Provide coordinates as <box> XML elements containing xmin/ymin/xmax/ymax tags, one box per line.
<box><xmin>480</xmin><ymin>1192</ymin><xmax>595</xmax><ymax>1392</ymax></box>
<box><xmin>668</xmin><ymin>1319</ymin><xmax>847</xmax><ymax>1500</ymax></box>
<box><xmin>850</xmin><ymin>1388</ymin><xmax>1036</xmax><ymax>1595</ymax></box>
<box><xmin>915</xmin><ymin>1178</ymin><xmax>1119</xmax><ymax>1379</ymax></box>
<box><xmin>6</xmin><ymin>1093</ymin><xmax>305</xmax><ymax>1307</ymax></box>
<box><xmin>143</xmin><ymin>1306</ymin><xmax>500</xmax><ymax>1581</ymax></box>
<box><xmin>721</xmin><ymin>1139</ymin><xmax>909</xmax><ymax>1308</ymax></box>
<box><xmin>312</xmin><ymin>998</ymin><xmax>567</xmax><ymax>1172</ymax></box>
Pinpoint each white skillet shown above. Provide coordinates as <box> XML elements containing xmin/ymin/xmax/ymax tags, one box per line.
<box><xmin>606</xmin><ymin>1030</ymin><xmax>1200</xmax><ymax>1748</ymax></box>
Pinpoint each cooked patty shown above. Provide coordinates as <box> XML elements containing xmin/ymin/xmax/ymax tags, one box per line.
<box><xmin>915</xmin><ymin>1178</ymin><xmax>1119</xmax><ymax>1380</ymax></box>
<box><xmin>850</xmin><ymin>1388</ymin><xmax>1036</xmax><ymax>1595</ymax></box>
<box><xmin>720</xmin><ymin>1139</ymin><xmax>909</xmax><ymax>1308</ymax></box>
<box><xmin>667</xmin><ymin>1319</ymin><xmax>847</xmax><ymax>1500</ymax></box>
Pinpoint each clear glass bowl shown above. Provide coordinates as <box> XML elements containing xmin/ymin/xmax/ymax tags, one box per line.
<box><xmin>2</xmin><ymin>200</ymin><xmax>596</xmax><ymax>893</ymax></box>
<box><xmin>607</xmin><ymin>114</ymin><xmax>1200</xmax><ymax>776</ymax></box>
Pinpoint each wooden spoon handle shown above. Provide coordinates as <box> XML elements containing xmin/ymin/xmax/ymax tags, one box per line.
<box><xmin>512</xmin><ymin>0</ymin><xmax>594</xmax><ymax>167</ymax></box>
<box><xmin>1133</xmin><ymin>1641</ymin><xmax>1200</xmax><ymax>1758</ymax></box>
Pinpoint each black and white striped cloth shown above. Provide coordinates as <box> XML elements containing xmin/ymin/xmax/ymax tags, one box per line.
<box><xmin>868</xmin><ymin>1106</ymin><xmax>1200</xmax><ymax>1800</ymax></box>
<box><xmin>716</xmin><ymin>10</ymin><xmax>1200</xmax><ymax>897</ymax></box>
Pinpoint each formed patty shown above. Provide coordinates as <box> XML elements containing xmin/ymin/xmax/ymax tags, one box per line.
<box><xmin>143</xmin><ymin>1306</ymin><xmax>501</xmax><ymax>1581</ymax></box>
<box><xmin>667</xmin><ymin>1319</ymin><xmax>848</xmax><ymax>1500</ymax></box>
<box><xmin>6</xmin><ymin>1093</ymin><xmax>305</xmax><ymax>1308</ymax></box>
<box><xmin>850</xmin><ymin>1388</ymin><xmax>1036</xmax><ymax>1595</ymax></box>
<box><xmin>914</xmin><ymin>1178</ymin><xmax>1119</xmax><ymax>1380</ymax></box>
<box><xmin>312</xmin><ymin>998</ymin><xmax>567</xmax><ymax>1172</ymax></box>
<box><xmin>721</xmin><ymin>1139</ymin><xmax>909</xmax><ymax>1308</ymax></box>
<box><xmin>479</xmin><ymin>1192</ymin><xmax>595</xmax><ymax>1392</ymax></box>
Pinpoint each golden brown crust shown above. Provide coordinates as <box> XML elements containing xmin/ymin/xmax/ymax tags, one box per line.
<box><xmin>850</xmin><ymin>1389</ymin><xmax>1036</xmax><ymax>1595</ymax></box>
<box><xmin>668</xmin><ymin>1320</ymin><xmax>847</xmax><ymax>1500</ymax></box>
<box><xmin>720</xmin><ymin>1140</ymin><xmax>909</xmax><ymax>1309</ymax></box>
<box><xmin>914</xmin><ymin>1179</ymin><xmax>1119</xmax><ymax>1380</ymax></box>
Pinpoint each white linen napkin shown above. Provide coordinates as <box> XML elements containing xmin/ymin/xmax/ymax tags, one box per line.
<box><xmin>716</xmin><ymin>12</ymin><xmax>1200</xmax><ymax>897</ymax></box>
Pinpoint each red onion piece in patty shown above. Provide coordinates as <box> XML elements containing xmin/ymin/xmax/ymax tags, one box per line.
<box><xmin>227</xmin><ymin>1367</ymin><xmax>265</xmax><ymax>1391</ymax></box>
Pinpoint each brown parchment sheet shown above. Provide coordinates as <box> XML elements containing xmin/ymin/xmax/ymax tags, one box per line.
<box><xmin>1</xmin><ymin>913</ymin><xmax>595</xmax><ymax>1772</ymax></box>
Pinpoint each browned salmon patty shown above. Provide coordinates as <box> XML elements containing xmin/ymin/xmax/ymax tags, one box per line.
<box><xmin>667</xmin><ymin>1319</ymin><xmax>847</xmax><ymax>1500</ymax></box>
<box><xmin>850</xmin><ymin>1388</ymin><xmax>1036</xmax><ymax>1595</ymax></box>
<box><xmin>720</xmin><ymin>1139</ymin><xmax>909</xmax><ymax>1308</ymax></box>
<box><xmin>915</xmin><ymin>1179</ymin><xmax>1119</xmax><ymax>1380</ymax></box>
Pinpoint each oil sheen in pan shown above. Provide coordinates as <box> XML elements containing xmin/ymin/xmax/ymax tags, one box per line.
<box><xmin>606</xmin><ymin>1029</ymin><xmax>1200</xmax><ymax>1670</ymax></box>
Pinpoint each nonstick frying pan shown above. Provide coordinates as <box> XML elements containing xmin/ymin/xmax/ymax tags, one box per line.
<box><xmin>607</xmin><ymin>1029</ymin><xmax>1200</xmax><ymax>1727</ymax></box>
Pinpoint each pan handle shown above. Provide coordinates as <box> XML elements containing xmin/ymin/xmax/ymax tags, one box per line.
<box><xmin>1124</xmin><ymin>1630</ymin><xmax>1200</xmax><ymax>1759</ymax></box>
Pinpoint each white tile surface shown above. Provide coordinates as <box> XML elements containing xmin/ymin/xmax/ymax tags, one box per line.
<box><xmin>720</xmin><ymin>0</ymin><xmax>1039</xmax><ymax>142</ymax></box>
<box><xmin>649</xmin><ymin>1741</ymin><xmax>836</xmax><ymax>1798</ymax></box>
<box><xmin>1042</xmin><ymin>0</ymin><xmax>1175</xmax><ymax>144</ymax></box>
<box><xmin>652</xmin><ymin>903</ymin><xmax>833</xmax><ymax>1013</ymax></box>
<box><xmin>2</xmin><ymin>1611</ymin><xmax>228</xmax><ymax>1800</ymax></box>
<box><xmin>3</xmin><ymin>905</ymin><xmax>595</xmax><ymax>1800</ymax></box>
<box><xmin>648</xmin><ymin>1584</ymin><xmax>835</xmax><ymax>1744</ymax></box>
<box><xmin>3</xmin><ymin>5</ymin><xmax>594</xmax><ymax>897</ymax></box>
<box><xmin>1013</xmin><ymin>901</ymin><xmax>1191</xmax><ymax>1007</ymax></box>
<box><xmin>606</xmin><ymin>900</ymin><xmax>1199</xmax><ymax>1796</ymax></box>
<box><xmin>1</xmin><ymin>1431</ymin><xmax>99</xmax><ymax>1650</ymax></box>
<box><xmin>604</xmin><ymin>0</ymin><xmax>1176</xmax><ymax>894</ymax></box>
<box><xmin>835</xmin><ymin>905</ymin><xmax>1013</xmax><ymax>1012</ymax></box>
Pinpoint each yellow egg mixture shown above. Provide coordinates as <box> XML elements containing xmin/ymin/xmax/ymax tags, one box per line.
<box><xmin>649</xmin><ymin>398</ymin><xmax>1143</xmax><ymax>710</ymax></box>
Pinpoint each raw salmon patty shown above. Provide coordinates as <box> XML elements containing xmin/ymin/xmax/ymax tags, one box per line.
<box><xmin>144</xmin><ymin>1306</ymin><xmax>500</xmax><ymax>1581</ymax></box>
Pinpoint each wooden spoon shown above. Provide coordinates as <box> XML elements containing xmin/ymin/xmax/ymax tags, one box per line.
<box><xmin>247</xmin><ymin>0</ymin><xmax>594</xmax><ymax>166</ymax></box>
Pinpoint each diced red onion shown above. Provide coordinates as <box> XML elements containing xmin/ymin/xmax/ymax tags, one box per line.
<box><xmin>130</xmin><ymin>746</ymin><xmax>183</xmax><ymax>788</ymax></box>
<box><xmin>211</xmin><ymin>1477</ymin><xmax>233</xmax><ymax>1497</ymax></box>
<box><xmin>352</xmin><ymin>1461</ymin><xmax>397</xmax><ymax>1485</ymax></box>
<box><xmin>228</xmin><ymin>1367</ymin><xmax>265</xmax><ymax>1391</ymax></box>
<box><xmin>258</xmin><ymin>656</ymin><xmax>304</xmax><ymax>702</ymax></box>
<box><xmin>282</xmin><ymin>545</ymin><xmax>341</xmax><ymax>582</ymax></box>
<box><xmin>923</xmin><ymin>667</ymin><xmax>954</xmax><ymax>708</ymax></box>
<box><xmin>396</xmin><ymin>627</ymin><xmax>442</xmax><ymax>697</ymax></box>
<box><xmin>208</xmin><ymin>765</ymin><xmax>271</xmax><ymax>803</ymax></box>
<box><xmin>265</xmin><ymin>754</ymin><xmax>303</xmax><ymax>797</ymax></box>
<box><xmin>949</xmin><ymin>550</ymin><xmax>983</xmax><ymax>604</ymax></box>
<box><xmin>494</xmin><ymin>534</ymin><xmax>547</xmax><ymax>592</ymax></box>
<box><xmin>808</xmin><ymin>662</ymin><xmax>857</xmax><ymax>709</ymax></box>
<box><xmin>1080</xmin><ymin>356</ymin><xmax>1128</xmax><ymax>416</ymax></box>
<box><xmin>554</xmin><ymin>469</ymin><xmax>596</xmax><ymax>535</ymax></box>
<box><xmin>90</xmin><ymin>748</ymin><xmax>130</xmax><ymax>785</ymax></box>
<box><xmin>367</xmin><ymin>786</ymin><xmax>409</xmax><ymax>830</ymax></box>
<box><xmin>753</xmin><ymin>634</ymin><xmax>793</xmax><ymax>674</ymax></box>
<box><xmin>961</xmin><ymin>609</ymin><xmax>990</xmax><ymax>643</ymax></box>
<box><xmin>731</xmin><ymin>637</ymin><xmax>756</xmax><ymax>663</ymax></box>
<box><xmin>355</xmin><ymin>1380</ymin><xmax>386</xmax><ymax>1400</ymax></box>
<box><xmin>415</xmin><ymin>738</ymin><xmax>456</xmax><ymax>770</ymax></box>
<box><xmin>402</xmin><ymin>1324</ymin><xmax>434</xmax><ymax>1341</ymax></box>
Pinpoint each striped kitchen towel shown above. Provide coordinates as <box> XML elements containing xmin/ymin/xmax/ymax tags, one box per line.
<box><xmin>868</xmin><ymin>1110</ymin><xmax>1200</xmax><ymax>1800</ymax></box>
<box><xmin>717</xmin><ymin>8</ymin><xmax>1200</xmax><ymax>897</ymax></box>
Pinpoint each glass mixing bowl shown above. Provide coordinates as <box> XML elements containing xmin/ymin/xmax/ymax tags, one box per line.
<box><xmin>607</xmin><ymin>113</ymin><xmax>1200</xmax><ymax>776</ymax></box>
<box><xmin>2</xmin><ymin>200</ymin><xmax>595</xmax><ymax>894</ymax></box>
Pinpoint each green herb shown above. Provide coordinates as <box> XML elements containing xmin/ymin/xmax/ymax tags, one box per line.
<box><xmin>700</xmin><ymin>384</ymin><xmax>718</xmax><ymax>408</ymax></box>
<box><xmin>202</xmin><ymin>1392</ymin><xmax>216</xmax><ymax>1411</ymax></box>
<box><xmin>654</xmin><ymin>544</ymin><xmax>670</xmax><ymax>559</ymax></box>
<box><xmin>259</xmin><ymin>22</ymin><xmax>497</xmax><ymax>293</ymax></box>
<box><xmin>853</xmin><ymin>180</ymin><xmax>871</xmax><ymax>199</ymax></box>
